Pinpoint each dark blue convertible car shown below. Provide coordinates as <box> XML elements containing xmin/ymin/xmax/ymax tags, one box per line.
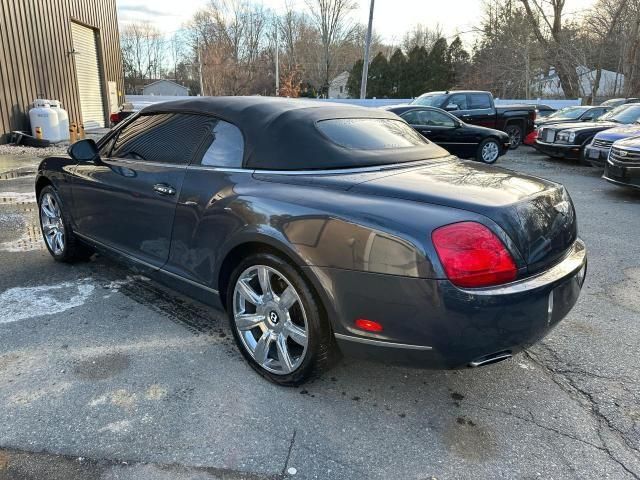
<box><xmin>35</xmin><ymin>97</ymin><xmax>587</xmax><ymax>385</ymax></box>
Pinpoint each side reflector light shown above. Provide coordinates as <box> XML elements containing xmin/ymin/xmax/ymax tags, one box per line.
<box><xmin>432</xmin><ymin>222</ymin><xmax>517</xmax><ymax>288</ymax></box>
<box><xmin>355</xmin><ymin>318</ymin><xmax>383</xmax><ymax>333</ymax></box>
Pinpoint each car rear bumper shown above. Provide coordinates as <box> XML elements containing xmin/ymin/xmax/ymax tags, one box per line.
<box><xmin>603</xmin><ymin>160</ymin><xmax>640</xmax><ymax>189</ymax></box>
<box><xmin>534</xmin><ymin>141</ymin><xmax>582</xmax><ymax>160</ymax></box>
<box><xmin>314</xmin><ymin>239</ymin><xmax>586</xmax><ymax>368</ymax></box>
<box><xmin>584</xmin><ymin>146</ymin><xmax>609</xmax><ymax>168</ymax></box>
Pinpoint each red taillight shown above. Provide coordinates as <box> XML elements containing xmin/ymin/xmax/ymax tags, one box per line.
<box><xmin>431</xmin><ymin>222</ymin><xmax>517</xmax><ymax>288</ymax></box>
<box><xmin>355</xmin><ymin>318</ymin><xmax>383</xmax><ymax>333</ymax></box>
<box><xmin>110</xmin><ymin>112</ymin><xmax>121</xmax><ymax>124</ymax></box>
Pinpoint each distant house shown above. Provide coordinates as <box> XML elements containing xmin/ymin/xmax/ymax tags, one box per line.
<box><xmin>329</xmin><ymin>71</ymin><xmax>350</xmax><ymax>99</ymax></box>
<box><xmin>532</xmin><ymin>66</ymin><xmax>625</xmax><ymax>98</ymax></box>
<box><xmin>142</xmin><ymin>80</ymin><xmax>189</xmax><ymax>96</ymax></box>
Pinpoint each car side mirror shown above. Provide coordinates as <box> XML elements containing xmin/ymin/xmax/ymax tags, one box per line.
<box><xmin>68</xmin><ymin>139</ymin><xmax>99</xmax><ymax>162</ymax></box>
<box><xmin>445</xmin><ymin>104</ymin><xmax>459</xmax><ymax>112</ymax></box>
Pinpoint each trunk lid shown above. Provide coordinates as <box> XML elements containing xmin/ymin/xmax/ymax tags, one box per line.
<box><xmin>349</xmin><ymin>160</ymin><xmax>577</xmax><ymax>273</ymax></box>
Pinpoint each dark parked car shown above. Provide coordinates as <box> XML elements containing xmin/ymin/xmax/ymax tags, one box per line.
<box><xmin>525</xmin><ymin>106</ymin><xmax>611</xmax><ymax>146</ymax></box>
<box><xmin>600</xmin><ymin>98</ymin><xmax>640</xmax><ymax>108</ymax></box>
<box><xmin>411</xmin><ymin>91</ymin><xmax>536</xmax><ymax>148</ymax></box>
<box><xmin>603</xmin><ymin>137</ymin><xmax>640</xmax><ymax>189</ymax></box>
<box><xmin>535</xmin><ymin>104</ymin><xmax>640</xmax><ymax>162</ymax></box>
<box><xmin>36</xmin><ymin>97</ymin><xmax>587</xmax><ymax>385</ymax></box>
<box><xmin>534</xmin><ymin>104</ymin><xmax>557</xmax><ymax>118</ymax></box>
<box><xmin>535</xmin><ymin>106</ymin><xmax>610</xmax><ymax>128</ymax></box>
<box><xmin>584</xmin><ymin>123</ymin><xmax>640</xmax><ymax>168</ymax></box>
<box><xmin>385</xmin><ymin>105</ymin><xmax>510</xmax><ymax>164</ymax></box>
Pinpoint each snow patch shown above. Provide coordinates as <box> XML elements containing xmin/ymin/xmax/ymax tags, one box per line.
<box><xmin>0</xmin><ymin>279</ymin><xmax>95</xmax><ymax>323</ymax></box>
<box><xmin>0</xmin><ymin>191</ymin><xmax>36</xmax><ymax>204</ymax></box>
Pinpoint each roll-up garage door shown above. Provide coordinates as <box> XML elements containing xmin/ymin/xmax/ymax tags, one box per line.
<box><xmin>71</xmin><ymin>22</ymin><xmax>105</xmax><ymax>128</ymax></box>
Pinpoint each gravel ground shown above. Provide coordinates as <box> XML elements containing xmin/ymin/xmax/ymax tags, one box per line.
<box><xmin>0</xmin><ymin>148</ymin><xmax>638</xmax><ymax>480</ymax></box>
<box><xmin>0</xmin><ymin>129</ymin><xmax>108</xmax><ymax>159</ymax></box>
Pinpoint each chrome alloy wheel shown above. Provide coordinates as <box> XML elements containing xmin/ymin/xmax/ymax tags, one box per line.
<box><xmin>481</xmin><ymin>141</ymin><xmax>500</xmax><ymax>163</ymax></box>
<box><xmin>40</xmin><ymin>192</ymin><xmax>65</xmax><ymax>255</ymax></box>
<box><xmin>232</xmin><ymin>265</ymin><xmax>309</xmax><ymax>375</ymax></box>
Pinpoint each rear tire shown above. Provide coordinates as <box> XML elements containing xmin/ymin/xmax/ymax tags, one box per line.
<box><xmin>226</xmin><ymin>252</ymin><xmax>336</xmax><ymax>386</ymax></box>
<box><xmin>505</xmin><ymin>124</ymin><xmax>523</xmax><ymax>149</ymax></box>
<box><xmin>476</xmin><ymin>138</ymin><xmax>501</xmax><ymax>164</ymax></box>
<box><xmin>38</xmin><ymin>185</ymin><xmax>92</xmax><ymax>262</ymax></box>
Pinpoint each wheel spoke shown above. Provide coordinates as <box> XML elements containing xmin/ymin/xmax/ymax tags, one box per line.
<box><xmin>41</xmin><ymin>200</ymin><xmax>56</xmax><ymax>219</ymax></box>
<box><xmin>55</xmin><ymin>232</ymin><xmax>64</xmax><ymax>251</ymax></box>
<box><xmin>235</xmin><ymin>313</ymin><xmax>265</xmax><ymax>331</ymax></box>
<box><xmin>276</xmin><ymin>334</ymin><xmax>294</xmax><ymax>373</ymax></box>
<box><xmin>253</xmin><ymin>331</ymin><xmax>272</xmax><ymax>365</ymax></box>
<box><xmin>257</xmin><ymin>266</ymin><xmax>273</xmax><ymax>298</ymax></box>
<box><xmin>285</xmin><ymin>323</ymin><xmax>307</xmax><ymax>347</ymax></box>
<box><xmin>278</xmin><ymin>286</ymin><xmax>297</xmax><ymax>310</ymax></box>
<box><xmin>237</xmin><ymin>279</ymin><xmax>262</xmax><ymax>305</ymax></box>
<box><xmin>42</xmin><ymin>224</ymin><xmax>55</xmax><ymax>234</ymax></box>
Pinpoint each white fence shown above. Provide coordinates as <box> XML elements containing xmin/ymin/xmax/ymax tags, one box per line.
<box><xmin>126</xmin><ymin>95</ymin><xmax>582</xmax><ymax>110</ymax></box>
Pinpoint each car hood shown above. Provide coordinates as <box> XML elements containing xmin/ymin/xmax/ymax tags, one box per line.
<box><xmin>594</xmin><ymin>124</ymin><xmax>640</xmax><ymax>141</ymax></box>
<box><xmin>536</xmin><ymin>118</ymin><xmax>581</xmax><ymax>127</ymax></box>
<box><xmin>349</xmin><ymin>159</ymin><xmax>577</xmax><ymax>273</ymax></box>
<box><xmin>546</xmin><ymin>121</ymin><xmax>617</xmax><ymax>132</ymax></box>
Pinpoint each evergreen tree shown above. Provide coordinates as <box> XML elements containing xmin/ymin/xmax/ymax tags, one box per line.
<box><xmin>405</xmin><ymin>46</ymin><xmax>430</xmax><ymax>97</ymax></box>
<box><xmin>347</xmin><ymin>59</ymin><xmax>363</xmax><ymax>98</ymax></box>
<box><xmin>447</xmin><ymin>36</ymin><xmax>470</xmax><ymax>87</ymax></box>
<box><xmin>388</xmin><ymin>49</ymin><xmax>407</xmax><ymax>97</ymax></box>
<box><xmin>429</xmin><ymin>37</ymin><xmax>450</xmax><ymax>90</ymax></box>
<box><xmin>368</xmin><ymin>52</ymin><xmax>390</xmax><ymax>98</ymax></box>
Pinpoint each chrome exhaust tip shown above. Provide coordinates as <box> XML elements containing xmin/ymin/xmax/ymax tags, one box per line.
<box><xmin>468</xmin><ymin>350</ymin><xmax>512</xmax><ymax>368</ymax></box>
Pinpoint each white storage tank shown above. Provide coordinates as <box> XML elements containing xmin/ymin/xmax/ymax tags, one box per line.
<box><xmin>29</xmin><ymin>99</ymin><xmax>59</xmax><ymax>142</ymax></box>
<box><xmin>49</xmin><ymin>100</ymin><xmax>70</xmax><ymax>142</ymax></box>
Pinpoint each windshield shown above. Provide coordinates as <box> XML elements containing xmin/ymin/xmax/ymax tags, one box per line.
<box><xmin>411</xmin><ymin>94</ymin><xmax>448</xmax><ymax>107</ymax></box>
<box><xmin>598</xmin><ymin>104</ymin><xmax>640</xmax><ymax>123</ymax></box>
<box><xmin>547</xmin><ymin>107</ymin><xmax>589</xmax><ymax>120</ymax></box>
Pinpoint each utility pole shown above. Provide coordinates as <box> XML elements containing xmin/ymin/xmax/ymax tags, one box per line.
<box><xmin>275</xmin><ymin>23</ymin><xmax>280</xmax><ymax>96</ymax></box>
<box><xmin>198</xmin><ymin>43</ymin><xmax>204</xmax><ymax>96</ymax></box>
<box><xmin>360</xmin><ymin>0</ymin><xmax>375</xmax><ymax>99</ymax></box>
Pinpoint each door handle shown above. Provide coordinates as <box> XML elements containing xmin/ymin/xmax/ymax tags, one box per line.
<box><xmin>420</xmin><ymin>129</ymin><xmax>432</xmax><ymax>134</ymax></box>
<box><xmin>153</xmin><ymin>183</ymin><xmax>176</xmax><ymax>196</ymax></box>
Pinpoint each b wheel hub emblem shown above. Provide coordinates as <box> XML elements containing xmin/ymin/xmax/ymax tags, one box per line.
<box><xmin>269</xmin><ymin>311</ymin><xmax>279</xmax><ymax>324</ymax></box>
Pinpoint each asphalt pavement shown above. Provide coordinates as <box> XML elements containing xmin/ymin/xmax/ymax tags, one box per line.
<box><xmin>0</xmin><ymin>148</ymin><xmax>638</xmax><ymax>480</ymax></box>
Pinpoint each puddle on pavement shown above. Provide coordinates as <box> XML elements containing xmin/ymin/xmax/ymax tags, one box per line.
<box><xmin>0</xmin><ymin>154</ymin><xmax>40</xmax><ymax>173</ymax></box>
<box><xmin>0</xmin><ymin>191</ymin><xmax>44</xmax><ymax>252</ymax></box>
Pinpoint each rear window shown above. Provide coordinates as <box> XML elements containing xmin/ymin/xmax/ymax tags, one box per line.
<box><xmin>316</xmin><ymin>118</ymin><xmax>427</xmax><ymax>150</ymax></box>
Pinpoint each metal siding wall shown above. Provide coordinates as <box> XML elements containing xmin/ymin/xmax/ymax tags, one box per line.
<box><xmin>0</xmin><ymin>0</ymin><xmax>124</xmax><ymax>142</ymax></box>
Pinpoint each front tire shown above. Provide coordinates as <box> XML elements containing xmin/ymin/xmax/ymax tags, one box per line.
<box><xmin>38</xmin><ymin>185</ymin><xmax>91</xmax><ymax>262</ymax></box>
<box><xmin>477</xmin><ymin>138</ymin><xmax>501</xmax><ymax>164</ymax></box>
<box><xmin>226</xmin><ymin>252</ymin><xmax>336</xmax><ymax>386</ymax></box>
<box><xmin>505</xmin><ymin>124</ymin><xmax>523</xmax><ymax>149</ymax></box>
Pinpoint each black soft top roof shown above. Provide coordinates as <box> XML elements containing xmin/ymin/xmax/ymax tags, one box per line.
<box><xmin>140</xmin><ymin>96</ymin><xmax>447</xmax><ymax>170</ymax></box>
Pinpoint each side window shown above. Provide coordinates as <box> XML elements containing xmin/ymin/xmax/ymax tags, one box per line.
<box><xmin>111</xmin><ymin>113</ymin><xmax>217</xmax><ymax>164</ymax></box>
<box><xmin>401</xmin><ymin>110</ymin><xmax>423</xmax><ymax>125</ymax></box>
<box><xmin>468</xmin><ymin>93</ymin><xmax>492</xmax><ymax>109</ymax></box>
<box><xmin>199</xmin><ymin>120</ymin><xmax>244</xmax><ymax>167</ymax></box>
<box><xmin>447</xmin><ymin>94</ymin><xmax>468</xmax><ymax>110</ymax></box>
<box><xmin>426</xmin><ymin>111</ymin><xmax>456</xmax><ymax>127</ymax></box>
<box><xmin>98</xmin><ymin>134</ymin><xmax>117</xmax><ymax>157</ymax></box>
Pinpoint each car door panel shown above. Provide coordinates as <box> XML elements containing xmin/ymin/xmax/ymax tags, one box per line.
<box><xmin>164</xmin><ymin>119</ymin><xmax>247</xmax><ymax>290</ymax></box>
<box><xmin>70</xmin><ymin>113</ymin><xmax>214</xmax><ymax>268</ymax></box>
<box><xmin>71</xmin><ymin>159</ymin><xmax>186</xmax><ymax>267</ymax></box>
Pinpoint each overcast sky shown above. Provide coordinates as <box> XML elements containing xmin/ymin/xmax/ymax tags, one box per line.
<box><xmin>116</xmin><ymin>0</ymin><xmax>594</xmax><ymax>47</ymax></box>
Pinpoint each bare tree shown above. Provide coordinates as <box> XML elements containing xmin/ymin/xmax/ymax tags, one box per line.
<box><xmin>401</xmin><ymin>23</ymin><xmax>443</xmax><ymax>53</ymax></box>
<box><xmin>582</xmin><ymin>0</ymin><xmax>626</xmax><ymax>102</ymax></box>
<box><xmin>519</xmin><ymin>0</ymin><xmax>581</xmax><ymax>98</ymax></box>
<box><xmin>305</xmin><ymin>0</ymin><xmax>358</xmax><ymax>96</ymax></box>
<box><xmin>120</xmin><ymin>22</ymin><xmax>166</xmax><ymax>92</ymax></box>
